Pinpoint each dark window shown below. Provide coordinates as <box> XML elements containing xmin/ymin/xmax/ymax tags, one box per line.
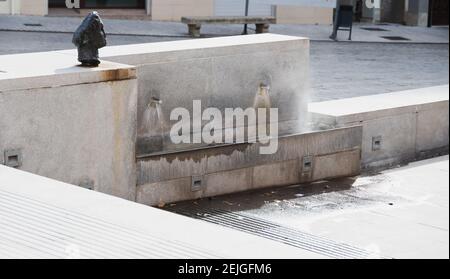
<box><xmin>429</xmin><ymin>0</ymin><xmax>449</xmax><ymax>26</ymax></box>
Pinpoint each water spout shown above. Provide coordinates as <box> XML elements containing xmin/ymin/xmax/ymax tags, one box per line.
<box><xmin>137</xmin><ymin>97</ymin><xmax>165</xmax><ymax>154</ymax></box>
<box><xmin>253</xmin><ymin>82</ymin><xmax>271</xmax><ymax>109</ymax></box>
<box><xmin>253</xmin><ymin>83</ymin><xmax>272</xmax><ymax>138</ymax></box>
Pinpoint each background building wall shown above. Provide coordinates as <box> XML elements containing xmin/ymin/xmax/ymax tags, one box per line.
<box><xmin>274</xmin><ymin>5</ymin><xmax>333</xmax><ymax>24</ymax></box>
<box><xmin>0</xmin><ymin>0</ymin><xmax>11</xmax><ymax>14</ymax></box>
<box><xmin>151</xmin><ymin>0</ymin><xmax>214</xmax><ymax>21</ymax></box>
<box><xmin>20</xmin><ymin>0</ymin><xmax>48</xmax><ymax>16</ymax></box>
<box><xmin>214</xmin><ymin>0</ymin><xmax>336</xmax><ymax>16</ymax></box>
<box><xmin>0</xmin><ymin>0</ymin><xmax>48</xmax><ymax>15</ymax></box>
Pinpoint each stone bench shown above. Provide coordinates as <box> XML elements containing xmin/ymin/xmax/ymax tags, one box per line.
<box><xmin>181</xmin><ymin>16</ymin><xmax>276</xmax><ymax>37</ymax></box>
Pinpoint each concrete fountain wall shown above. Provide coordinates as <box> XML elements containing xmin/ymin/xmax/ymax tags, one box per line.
<box><xmin>0</xmin><ymin>52</ymin><xmax>138</xmax><ymax>200</ymax></box>
<box><xmin>1</xmin><ymin>35</ymin><xmax>447</xmax><ymax>206</ymax></box>
<box><xmin>59</xmin><ymin>34</ymin><xmax>311</xmax><ymax>155</ymax></box>
<box><xmin>136</xmin><ymin>126</ymin><xmax>362</xmax><ymax>206</ymax></box>
<box><xmin>61</xmin><ymin>33</ymin><xmax>361</xmax><ymax>206</ymax></box>
<box><xmin>310</xmin><ymin>85</ymin><xmax>449</xmax><ymax>170</ymax></box>
<box><xmin>0</xmin><ymin>34</ymin><xmax>364</xmax><ymax>205</ymax></box>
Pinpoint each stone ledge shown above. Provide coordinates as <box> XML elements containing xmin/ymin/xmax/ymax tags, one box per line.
<box><xmin>0</xmin><ymin>52</ymin><xmax>136</xmax><ymax>92</ymax></box>
<box><xmin>309</xmin><ymin>85</ymin><xmax>449</xmax><ymax>170</ymax></box>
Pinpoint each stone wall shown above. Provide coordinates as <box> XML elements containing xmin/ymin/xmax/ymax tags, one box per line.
<box><xmin>78</xmin><ymin>34</ymin><xmax>311</xmax><ymax>155</ymax></box>
<box><xmin>310</xmin><ymin>85</ymin><xmax>449</xmax><ymax>170</ymax></box>
<box><xmin>0</xmin><ymin>52</ymin><xmax>138</xmax><ymax>200</ymax></box>
<box><xmin>136</xmin><ymin>126</ymin><xmax>362</xmax><ymax>206</ymax></box>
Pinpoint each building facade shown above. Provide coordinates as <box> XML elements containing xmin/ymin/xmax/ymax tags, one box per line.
<box><xmin>0</xmin><ymin>0</ymin><xmax>447</xmax><ymax>26</ymax></box>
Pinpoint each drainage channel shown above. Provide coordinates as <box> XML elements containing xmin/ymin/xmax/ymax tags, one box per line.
<box><xmin>175</xmin><ymin>208</ymin><xmax>386</xmax><ymax>259</ymax></box>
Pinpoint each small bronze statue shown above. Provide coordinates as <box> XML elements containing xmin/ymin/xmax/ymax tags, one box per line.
<box><xmin>72</xmin><ymin>11</ymin><xmax>107</xmax><ymax>67</ymax></box>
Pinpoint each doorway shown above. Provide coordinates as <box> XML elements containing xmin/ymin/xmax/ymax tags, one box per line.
<box><xmin>428</xmin><ymin>0</ymin><xmax>449</xmax><ymax>26</ymax></box>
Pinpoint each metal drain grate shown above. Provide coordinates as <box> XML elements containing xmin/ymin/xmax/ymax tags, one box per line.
<box><xmin>361</xmin><ymin>27</ymin><xmax>389</xmax><ymax>31</ymax></box>
<box><xmin>381</xmin><ymin>36</ymin><xmax>410</xmax><ymax>41</ymax></box>
<box><xmin>24</xmin><ymin>23</ymin><xmax>43</xmax><ymax>27</ymax></box>
<box><xmin>178</xmin><ymin>208</ymin><xmax>384</xmax><ymax>259</ymax></box>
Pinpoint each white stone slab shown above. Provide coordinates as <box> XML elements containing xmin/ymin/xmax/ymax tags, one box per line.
<box><xmin>0</xmin><ymin>52</ymin><xmax>136</xmax><ymax>92</ymax></box>
<box><xmin>309</xmin><ymin>85</ymin><xmax>449</xmax><ymax>124</ymax></box>
<box><xmin>0</xmin><ymin>165</ymin><xmax>325</xmax><ymax>259</ymax></box>
<box><xmin>59</xmin><ymin>33</ymin><xmax>308</xmax><ymax>63</ymax></box>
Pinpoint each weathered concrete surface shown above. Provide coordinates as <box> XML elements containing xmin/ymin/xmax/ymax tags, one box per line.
<box><xmin>0</xmin><ymin>52</ymin><xmax>138</xmax><ymax>200</ymax></box>
<box><xmin>309</xmin><ymin>85</ymin><xmax>449</xmax><ymax>170</ymax></box>
<box><xmin>58</xmin><ymin>34</ymin><xmax>310</xmax><ymax>155</ymax></box>
<box><xmin>0</xmin><ymin>165</ymin><xmax>326</xmax><ymax>259</ymax></box>
<box><xmin>136</xmin><ymin>126</ymin><xmax>362</xmax><ymax>206</ymax></box>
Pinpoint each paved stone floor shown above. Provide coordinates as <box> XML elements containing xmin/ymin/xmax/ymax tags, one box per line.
<box><xmin>169</xmin><ymin>156</ymin><xmax>450</xmax><ymax>259</ymax></box>
<box><xmin>1</xmin><ymin>15</ymin><xmax>448</xmax><ymax>101</ymax></box>
<box><xmin>310</xmin><ymin>42</ymin><xmax>449</xmax><ymax>101</ymax></box>
<box><xmin>0</xmin><ymin>31</ymin><xmax>448</xmax><ymax>102</ymax></box>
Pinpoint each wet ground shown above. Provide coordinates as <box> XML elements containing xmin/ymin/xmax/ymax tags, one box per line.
<box><xmin>165</xmin><ymin>156</ymin><xmax>449</xmax><ymax>259</ymax></box>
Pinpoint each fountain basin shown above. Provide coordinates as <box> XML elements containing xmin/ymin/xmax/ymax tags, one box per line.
<box><xmin>60</xmin><ymin>34</ymin><xmax>311</xmax><ymax>155</ymax></box>
<box><xmin>136</xmin><ymin>126</ymin><xmax>362</xmax><ymax>206</ymax></box>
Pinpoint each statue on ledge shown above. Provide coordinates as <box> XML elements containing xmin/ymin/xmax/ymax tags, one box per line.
<box><xmin>72</xmin><ymin>11</ymin><xmax>107</xmax><ymax>67</ymax></box>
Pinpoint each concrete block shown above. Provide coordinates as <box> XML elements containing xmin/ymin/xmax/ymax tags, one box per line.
<box><xmin>137</xmin><ymin>177</ymin><xmax>202</xmax><ymax>206</ymax></box>
<box><xmin>357</xmin><ymin>113</ymin><xmax>417</xmax><ymax>168</ymax></box>
<box><xmin>312</xmin><ymin>149</ymin><xmax>361</xmax><ymax>181</ymax></box>
<box><xmin>0</xmin><ymin>52</ymin><xmax>138</xmax><ymax>200</ymax></box>
<box><xmin>204</xmin><ymin>167</ymin><xmax>254</xmax><ymax>197</ymax></box>
<box><xmin>310</xmin><ymin>85</ymin><xmax>449</xmax><ymax>170</ymax></box>
<box><xmin>253</xmin><ymin>159</ymin><xmax>299</xmax><ymax>189</ymax></box>
<box><xmin>137</xmin><ymin>151</ymin><xmax>208</xmax><ymax>185</ymax></box>
<box><xmin>416</xmin><ymin>102</ymin><xmax>449</xmax><ymax>154</ymax></box>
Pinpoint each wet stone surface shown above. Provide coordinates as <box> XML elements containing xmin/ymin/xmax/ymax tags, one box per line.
<box><xmin>165</xmin><ymin>174</ymin><xmax>406</xmax><ymax>222</ymax></box>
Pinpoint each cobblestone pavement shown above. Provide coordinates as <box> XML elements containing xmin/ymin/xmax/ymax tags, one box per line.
<box><xmin>310</xmin><ymin>41</ymin><xmax>449</xmax><ymax>101</ymax></box>
<box><xmin>0</xmin><ymin>15</ymin><xmax>448</xmax><ymax>101</ymax></box>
